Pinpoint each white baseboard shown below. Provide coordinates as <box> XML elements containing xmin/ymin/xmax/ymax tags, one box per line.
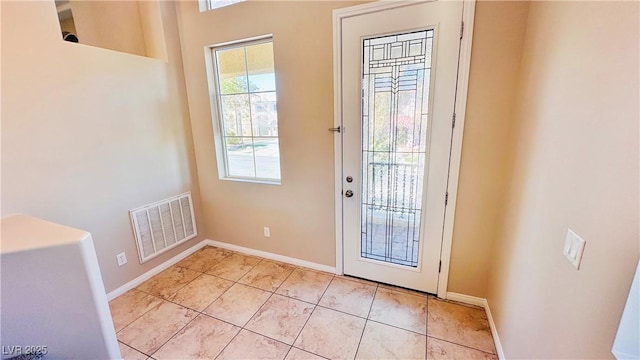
<box><xmin>206</xmin><ymin>239</ymin><xmax>337</xmax><ymax>274</ymax></box>
<box><xmin>446</xmin><ymin>292</ymin><xmax>486</xmax><ymax>307</ymax></box>
<box><xmin>447</xmin><ymin>292</ymin><xmax>505</xmax><ymax>360</ymax></box>
<box><xmin>106</xmin><ymin>240</ymin><xmax>210</xmax><ymax>301</ymax></box>
<box><xmin>484</xmin><ymin>299</ymin><xmax>506</xmax><ymax>360</ymax></box>
<box><xmin>107</xmin><ymin>239</ymin><xmax>338</xmax><ymax>301</ymax></box>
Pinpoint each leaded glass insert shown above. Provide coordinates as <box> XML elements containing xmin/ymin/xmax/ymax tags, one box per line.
<box><xmin>360</xmin><ymin>30</ymin><xmax>433</xmax><ymax>267</ymax></box>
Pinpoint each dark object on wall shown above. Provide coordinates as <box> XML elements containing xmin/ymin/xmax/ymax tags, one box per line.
<box><xmin>62</xmin><ymin>31</ymin><xmax>78</xmax><ymax>43</ymax></box>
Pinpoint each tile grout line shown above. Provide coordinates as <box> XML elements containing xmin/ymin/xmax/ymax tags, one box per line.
<box><xmin>212</xmin><ymin>324</ymin><xmax>244</xmax><ymax>360</ymax></box>
<box><xmin>306</xmin><ymin>297</ymin><xmax>430</xmax><ymax>337</ymax></box>
<box><xmin>170</xmin><ymin>251</ymin><xmax>265</xmax><ymax>314</ymax></box>
<box><xmin>113</xmin><ymin>291</ymin><xmax>165</xmax><ymax>336</ymax></box>
<box><xmin>272</xmin><ymin>266</ymin><xmax>306</xmax><ymax>360</ymax></box>
<box><xmin>272</xmin><ymin>262</ymin><xmax>298</xmax><ymax>294</ymax></box>
<box><xmin>238</xmin><ymin>259</ymin><xmax>297</xmax><ymax>328</ymax></box>
<box><xmin>289</xmin><ymin>345</ymin><xmax>331</xmax><ymax>360</ymax></box>
<box><xmin>139</xmin><ymin>250</ymin><xmax>236</xmax><ymax>357</ymax></box>
<box><xmin>120</xmin><ymin>249</ymin><xmax>243</xmax><ymax>356</ymax></box>
<box><xmin>174</xmin><ymin>266</ymin><xmax>308</xmax><ymax>323</ymax></box>
<box><xmin>194</xmin><ymin>255</ymin><xmax>265</xmax><ymax>315</ymax></box>
<box><xmin>425</xmin><ymin>290</ymin><xmax>429</xmax><ymax>359</ymax></box>
<box><xmin>426</xmin><ymin>297</ymin><xmax>497</xmax><ymax>355</ymax></box>
<box><xmin>118</xmin><ymin>246</ymin><xmax>492</xmax><ymax>359</ymax></box>
<box><xmin>122</xmin><ymin>260</ymin><xmax>329</xmax><ymax>354</ymax></box>
<box><xmin>117</xmin><ymin>340</ymin><xmax>150</xmax><ymax>358</ymax></box>
<box><xmin>427</xmin><ymin>335</ymin><xmax>499</xmax><ymax>356</ymax></box>
<box><xmin>352</xmin><ymin>283</ymin><xmax>379</xmax><ymax>359</ymax></box>
<box><xmin>364</xmin><ymin>283</ymin><xmax>430</xmax><ymax>337</ymax></box>
<box><xmin>241</xmin><ymin>263</ymin><xmax>332</xmax><ymax>357</ymax></box>
<box><xmin>147</xmin><ymin>309</ymin><xmax>200</xmax><ymax>358</ymax></box>
<box><xmin>218</xmin><ymin>269</ymin><xmax>430</xmax><ymax>350</ymax></box>
<box><xmin>236</xmin><ymin>257</ymin><xmax>266</xmax><ymax>285</ymax></box>
<box><xmin>240</xmin><ymin>328</ymin><xmax>296</xmax><ymax>356</ymax></box>
<box><xmin>235</xmin><ymin>327</ymin><xmax>330</xmax><ymax>359</ymax></box>
<box><xmin>225</xmin><ymin>259</ymin><xmax>297</xmax><ymax>355</ymax></box>
<box><xmin>209</xmin><ymin>261</ymin><xmax>306</xmax><ymax>359</ymax></box>
<box><xmin>153</xmin><ymin>260</ymin><xmax>212</xmax><ymax>305</ymax></box>
<box><xmin>183</xmin><ymin>277</ymin><xmax>234</xmax><ymax>314</ymax></box>
<box><xmin>132</xmin><ymin>288</ymin><xmax>432</xmax><ymax>359</ymax></box>
<box><xmin>210</xmin><ymin>254</ymin><xmax>315</xmax><ymax>359</ymax></box>
<box><xmin>135</xmin><ymin>271</ymin><xmax>428</xmax><ymax>322</ymax></box>
<box><xmin>239</xmin><ymin>284</ymin><xmax>276</xmax><ymax>328</ymax></box>
<box><xmin>286</xmin><ymin>273</ymin><xmax>337</xmax><ymax>359</ymax></box>
<box><xmin>153</xmin><ymin>253</ymin><xmax>271</xmax><ymax>359</ymax></box>
<box><xmin>364</xmin><ymin>318</ymin><xmax>427</xmax><ymax>337</ymax></box>
<box><xmin>233</xmin><ymin>263</ymin><xmax>429</xmax><ymax>335</ymax></box>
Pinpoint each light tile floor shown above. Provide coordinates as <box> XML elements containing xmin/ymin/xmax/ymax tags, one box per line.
<box><xmin>111</xmin><ymin>246</ymin><xmax>497</xmax><ymax>360</ymax></box>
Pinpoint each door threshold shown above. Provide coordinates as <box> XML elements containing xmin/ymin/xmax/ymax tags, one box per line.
<box><xmin>340</xmin><ymin>274</ymin><xmax>435</xmax><ymax>297</ymax></box>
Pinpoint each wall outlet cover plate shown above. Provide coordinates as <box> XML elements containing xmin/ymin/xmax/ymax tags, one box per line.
<box><xmin>116</xmin><ymin>252</ymin><xmax>127</xmax><ymax>267</ymax></box>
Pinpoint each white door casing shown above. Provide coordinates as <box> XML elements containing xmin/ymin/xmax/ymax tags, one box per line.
<box><xmin>333</xmin><ymin>1</ymin><xmax>476</xmax><ymax>297</ymax></box>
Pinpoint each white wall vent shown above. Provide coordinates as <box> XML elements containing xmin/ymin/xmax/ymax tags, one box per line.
<box><xmin>130</xmin><ymin>192</ymin><xmax>197</xmax><ymax>263</ymax></box>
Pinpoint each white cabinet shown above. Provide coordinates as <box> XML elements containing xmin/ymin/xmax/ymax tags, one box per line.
<box><xmin>1</xmin><ymin>215</ymin><xmax>120</xmax><ymax>359</ymax></box>
<box><xmin>612</xmin><ymin>260</ymin><xmax>640</xmax><ymax>360</ymax></box>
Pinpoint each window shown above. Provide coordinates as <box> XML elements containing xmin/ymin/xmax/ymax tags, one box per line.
<box><xmin>209</xmin><ymin>38</ymin><xmax>281</xmax><ymax>183</ymax></box>
<box><xmin>201</xmin><ymin>0</ymin><xmax>244</xmax><ymax>11</ymax></box>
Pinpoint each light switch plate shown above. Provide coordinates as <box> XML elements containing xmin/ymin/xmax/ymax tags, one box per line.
<box><xmin>563</xmin><ymin>228</ymin><xmax>586</xmax><ymax>269</ymax></box>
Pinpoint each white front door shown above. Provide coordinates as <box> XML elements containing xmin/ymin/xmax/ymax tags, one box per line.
<box><xmin>339</xmin><ymin>1</ymin><xmax>462</xmax><ymax>293</ymax></box>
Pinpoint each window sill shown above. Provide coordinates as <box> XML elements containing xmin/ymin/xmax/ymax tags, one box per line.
<box><xmin>219</xmin><ymin>176</ymin><xmax>281</xmax><ymax>186</ymax></box>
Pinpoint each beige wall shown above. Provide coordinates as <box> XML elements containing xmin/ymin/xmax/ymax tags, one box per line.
<box><xmin>68</xmin><ymin>1</ymin><xmax>167</xmax><ymax>59</ymax></box>
<box><xmin>138</xmin><ymin>1</ymin><xmax>167</xmax><ymax>60</ymax></box>
<box><xmin>486</xmin><ymin>1</ymin><xmax>640</xmax><ymax>358</ymax></box>
<box><xmin>1</xmin><ymin>0</ymin><xmax>203</xmax><ymax>292</ymax></box>
<box><xmin>176</xmin><ymin>1</ymin><xmax>364</xmax><ymax>266</ymax></box>
<box><xmin>447</xmin><ymin>0</ymin><xmax>529</xmax><ymax>296</ymax></box>
<box><xmin>176</xmin><ymin>0</ymin><xmax>534</xmax><ymax>297</ymax></box>
<box><xmin>59</xmin><ymin>16</ymin><xmax>77</xmax><ymax>35</ymax></box>
<box><xmin>176</xmin><ymin>0</ymin><xmax>532</xmax><ymax>298</ymax></box>
<box><xmin>71</xmin><ymin>1</ymin><xmax>147</xmax><ymax>57</ymax></box>
<box><xmin>4</xmin><ymin>3</ymin><xmax>637</xmax><ymax>355</ymax></box>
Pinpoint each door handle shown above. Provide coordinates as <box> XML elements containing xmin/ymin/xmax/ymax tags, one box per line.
<box><xmin>345</xmin><ymin>190</ymin><xmax>354</xmax><ymax>198</ymax></box>
<box><xmin>328</xmin><ymin>126</ymin><xmax>341</xmax><ymax>133</ymax></box>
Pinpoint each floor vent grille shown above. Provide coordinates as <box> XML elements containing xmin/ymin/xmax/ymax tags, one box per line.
<box><xmin>130</xmin><ymin>192</ymin><xmax>197</xmax><ymax>263</ymax></box>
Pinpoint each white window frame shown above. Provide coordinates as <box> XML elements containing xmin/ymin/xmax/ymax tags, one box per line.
<box><xmin>199</xmin><ymin>0</ymin><xmax>245</xmax><ymax>12</ymax></box>
<box><xmin>205</xmin><ymin>35</ymin><xmax>282</xmax><ymax>185</ymax></box>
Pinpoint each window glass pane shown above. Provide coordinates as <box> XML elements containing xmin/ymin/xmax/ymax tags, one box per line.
<box><xmin>225</xmin><ymin>137</ymin><xmax>255</xmax><ymax>177</ymax></box>
<box><xmin>208</xmin><ymin>0</ymin><xmax>244</xmax><ymax>10</ymax></box>
<box><xmin>217</xmin><ymin>47</ymin><xmax>248</xmax><ymax>94</ymax></box>
<box><xmin>250</xmin><ymin>92</ymin><xmax>278</xmax><ymax>137</ymax></box>
<box><xmin>373</xmin><ymin>91</ymin><xmax>391</xmax><ymax>151</ymax></box>
<box><xmin>360</xmin><ymin>30</ymin><xmax>432</xmax><ymax>267</ymax></box>
<box><xmin>246</xmin><ymin>42</ymin><xmax>276</xmax><ymax>92</ymax></box>
<box><xmin>254</xmin><ymin>138</ymin><xmax>281</xmax><ymax>179</ymax></box>
<box><xmin>220</xmin><ymin>94</ymin><xmax>251</xmax><ymax>137</ymax></box>
<box><xmin>212</xmin><ymin>39</ymin><xmax>280</xmax><ymax>183</ymax></box>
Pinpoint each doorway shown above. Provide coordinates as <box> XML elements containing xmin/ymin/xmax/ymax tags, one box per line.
<box><xmin>333</xmin><ymin>0</ymin><xmax>474</xmax><ymax>295</ymax></box>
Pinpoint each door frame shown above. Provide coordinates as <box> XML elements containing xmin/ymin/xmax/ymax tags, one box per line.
<box><xmin>332</xmin><ymin>0</ymin><xmax>476</xmax><ymax>299</ymax></box>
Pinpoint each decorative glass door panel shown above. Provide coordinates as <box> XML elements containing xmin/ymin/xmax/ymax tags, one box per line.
<box><xmin>340</xmin><ymin>0</ymin><xmax>462</xmax><ymax>293</ymax></box>
<box><xmin>361</xmin><ymin>30</ymin><xmax>433</xmax><ymax>268</ymax></box>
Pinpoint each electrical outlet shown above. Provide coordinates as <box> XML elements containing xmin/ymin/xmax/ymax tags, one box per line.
<box><xmin>563</xmin><ymin>228</ymin><xmax>585</xmax><ymax>269</ymax></box>
<box><xmin>116</xmin><ymin>252</ymin><xmax>128</xmax><ymax>267</ymax></box>
<box><xmin>263</xmin><ymin>227</ymin><xmax>271</xmax><ymax>238</ymax></box>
